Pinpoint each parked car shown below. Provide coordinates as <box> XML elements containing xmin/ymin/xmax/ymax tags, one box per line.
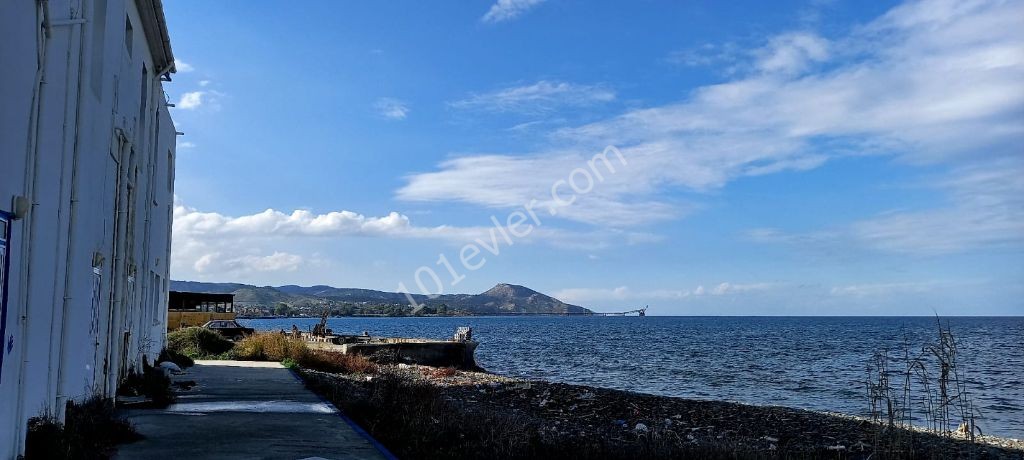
<box><xmin>201</xmin><ymin>320</ymin><xmax>254</xmax><ymax>340</ymax></box>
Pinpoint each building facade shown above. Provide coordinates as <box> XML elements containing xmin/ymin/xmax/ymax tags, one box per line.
<box><xmin>0</xmin><ymin>0</ymin><xmax>177</xmax><ymax>456</ymax></box>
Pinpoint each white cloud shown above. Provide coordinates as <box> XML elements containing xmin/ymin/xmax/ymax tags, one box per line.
<box><xmin>667</xmin><ymin>33</ymin><xmax>830</xmax><ymax>76</ymax></box>
<box><xmin>829</xmin><ymin>281</ymin><xmax>937</xmax><ymax>297</ymax></box>
<box><xmin>554</xmin><ymin>282</ymin><xmax>779</xmax><ymax>304</ymax></box>
<box><xmin>665</xmin><ymin>42</ymin><xmax>743</xmax><ymax>71</ymax></box>
<box><xmin>199</xmin><ymin>80</ymin><xmax>211</xmax><ymax>87</ymax></box>
<box><xmin>177</xmin><ymin>141</ymin><xmax>196</xmax><ymax>149</ymax></box>
<box><xmin>397</xmin><ymin>152</ymin><xmax>684</xmax><ymax>226</ymax></box>
<box><xmin>175</xmin><ymin>203</ymin><xmax>429</xmax><ymax>239</ymax></box>
<box><xmin>710</xmin><ymin>282</ymin><xmax>779</xmax><ymax>295</ymax></box>
<box><xmin>194</xmin><ymin>252</ymin><xmax>303</xmax><ymax>275</ymax></box>
<box><xmin>753</xmin><ymin>32</ymin><xmax>830</xmax><ymax>74</ymax></box>
<box><xmin>175</xmin><ymin>90</ymin><xmax>226</xmax><ymax>112</ymax></box>
<box><xmin>851</xmin><ymin>167</ymin><xmax>1024</xmax><ymax>254</ymax></box>
<box><xmin>374</xmin><ymin>98</ymin><xmax>410</xmax><ymax>120</ymax></box>
<box><xmin>171</xmin><ymin>200</ymin><xmax>659</xmax><ymax>281</ymax></box>
<box><xmin>174</xmin><ymin>59</ymin><xmax>194</xmax><ymax>72</ymax></box>
<box><xmin>402</xmin><ymin>0</ymin><xmax>1024</xmax><ymax>242</ymax></box>
<box><xmin>553</xmin><ymin>286</ymin><xmax>631</xmax><ymax>304</ymax></box>
<box><xmin>554</xmin><ymin>280</ymin><xmax>1005</xmax><ymax>315</ymax></box>
<box><xmin>451</xmin><ymin>80</ymin><xmax>615</xmax><ymax>114</ymax></box>
<box><xmin>176</xmin><ymin>91</ymin><xmax>204</xmax><ymax>110</ymax></box>
<box><xmin>172</xmin><ymin>202</ymin><xmax>438</xmax><ymax>282</ymax></box>
<box><xmin>482</xmin><ymin>0</ymin><xmax>546</xmax><ymax>23</ymax></box>
<box><xmin>749</xmin><ymin>159</ymin><xmax>1024</xmax><ymax>254</ymax></box>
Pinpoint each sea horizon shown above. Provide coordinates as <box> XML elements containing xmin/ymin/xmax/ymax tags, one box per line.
<box><xmin>243</xmin><ymin>315</ymin><xmax>1024</xmax><ymax>439</ymax></box>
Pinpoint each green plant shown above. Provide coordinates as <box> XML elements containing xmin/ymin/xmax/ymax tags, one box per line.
<box><xmin>166</xmin><ymin>326</ymin><xmax>234</xmax><ymax>358</ymax></box>
<box><xmin>281</xmin><ymin>357</ymin><xmax>299</xmax><ymax>369</ymax></box>
<box><xmin>158</xmin><ymin>348</ymin><xmax>195</xmax><ymax>368</ymax></box>
<box><xmin>118</xmin><ymin>364</ymin><xmax>176</xmax><ymax>407</ymax></box>
<box><xmin>25</xmin><ymin>397</ymin><xmax>140</xmax><ymax>459</ymax></box>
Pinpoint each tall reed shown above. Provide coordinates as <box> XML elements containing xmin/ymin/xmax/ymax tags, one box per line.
<box><xmin>865</xmin><ymin>317</ymin><xmax>980</xmax><ymax>454</ymax></box>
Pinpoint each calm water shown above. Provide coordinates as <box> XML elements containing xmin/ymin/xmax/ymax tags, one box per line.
<box><xmin>242</xmin><ymin>316</ymin><xmax>1024</xmax><ymax>438</ymax></box>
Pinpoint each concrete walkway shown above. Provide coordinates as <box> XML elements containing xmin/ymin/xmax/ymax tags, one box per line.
<box><xmin>115</xmin><ymin>360</ymin><xmax>388</xmax><ymax>460</ymax></box>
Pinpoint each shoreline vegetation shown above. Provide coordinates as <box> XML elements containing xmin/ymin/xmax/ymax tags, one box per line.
<box><xmin>161</xmin><ymin>328</ymin><xmax>1024</xmax><ymax>459</ymax></box>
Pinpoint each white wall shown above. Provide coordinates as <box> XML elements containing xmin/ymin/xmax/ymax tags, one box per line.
<box><xmin>0</xmin><ymin>1</ymin><xmax>176</xmax><ymax>457</ymax></box>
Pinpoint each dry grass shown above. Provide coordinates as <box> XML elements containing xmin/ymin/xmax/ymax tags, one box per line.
<box><xmin>303</xmin><ymin>350</ymin><xmax>378</xmax><ymax>374</ymax></box>
<box><xmin>166</xmin><ymin>327</ymin><xmax>234</xmax><ymax>359</ymax></box>
<box><xmin>232</xmin><ymin>332</ymin><xmax>310</xmax><ymax>362</ymax></box>
<box><xmin>865</xmin><ymin>317</ymin><xmax>981</xmax><ymax>455</ymax></box>
<box><xmin>423</xmin><ymin>366</ymin><xmax>459</xmax><ymax>378</ymax></box>
<box><xmin>232</xmin><ymin>332</ymin><xmax>377</xmax><ymax>374</ymax></box>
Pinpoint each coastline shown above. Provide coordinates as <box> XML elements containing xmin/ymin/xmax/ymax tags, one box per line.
<box><xmin>297</xmin><ymin>364</ymin><xmax>1024</xmax><ymax>459</ymax></box>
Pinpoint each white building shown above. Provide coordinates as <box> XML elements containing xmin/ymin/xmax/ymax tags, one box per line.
<box><xmin>0</xmin><ymin>0</ymin><xmax>177</xmax><ymax>456</ymax></box>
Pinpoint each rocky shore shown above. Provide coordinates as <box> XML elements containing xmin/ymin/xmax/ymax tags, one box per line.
<box><xmin>298</xmin><ymin>364</ymin><xmax>1024</xmax><ymax>459</ymax></box>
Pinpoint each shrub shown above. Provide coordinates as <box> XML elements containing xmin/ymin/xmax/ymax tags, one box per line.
<box><xmin>25</xmin><ymin>397</ymin><xmax>140</xmax><ymax>459</ymax></box>
<box><xmin>232</xmin><ymin>332</ymin><xmax>310</xmax><ymax>362</ymax></box>
<box><xmin>118</xmin><ymin>364</ymin><xmax>175</xmax><ymax>407</ymax></box>
<box><xmin>232</xmin><ymin>332</ymin><xmax>376</xmax><ymax>374</ymax></box>
<box><xmin>25</xmin><ymin>415</ymin><xmax>65</xmax><ymax>459</ymax></box>
<box><xmin>158</xmin><ymin>348</ymin><xmax>194</xmax><ymax>368</ymax></box>
<box><xmin>166</xmin><ymin>327</ymin><xmax>234</xmax><ymax>359</ymax></box>
<box><xmin>301</xmin><ymin>350</ymin><xmax>378</xmax><ymax>374</ymax></box>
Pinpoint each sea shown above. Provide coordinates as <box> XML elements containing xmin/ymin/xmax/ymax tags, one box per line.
<box><xmin>240</xmin><ymin>316</ymin><xmax>1024</xmax><ymax>439</ymax></box>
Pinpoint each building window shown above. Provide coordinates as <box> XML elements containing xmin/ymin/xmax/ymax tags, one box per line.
<box><xmin>140</xmin><ymin>64</ymin><xmax>149</xmax><ymax>125</ymax></box>
<box><xmin>124</xmin><ymin>15</ymin><xmax>133</xmax><ymax>57</ymax></box>
<box><xmin>141</xmin><ymin>64</ymin><xmax>149</xmax><ymax>112</ymax></box>
<box><xmin>167</xmin><ymin>150</ymin><xmax>174</xmax><ymax>192</ymax></box>
<box><xmin>89</xmin><ymin>0</ymin><xmax>108</xmax><ymax>97</ymax></box>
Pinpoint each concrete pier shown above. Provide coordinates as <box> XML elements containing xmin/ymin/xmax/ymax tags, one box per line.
<box><xmin>115</xmin><ymin>360</ymin><xmax>388</xmax><ymax>460</ymax></box>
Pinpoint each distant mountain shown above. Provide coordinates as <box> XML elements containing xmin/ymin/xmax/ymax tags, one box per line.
<box><xmin>170</xmin><ymin>280</ymin><xmax>249</xmax><ymax>294</ymax></box>
<box><xmin>438</xmin><ymin>283</ymin><xmax>590</xmax><ymax>315</ymax></box>
<box><xmin>170</xmin><ymin>281</ymin><xmax>592</xmax><ymax>315</ymax></box>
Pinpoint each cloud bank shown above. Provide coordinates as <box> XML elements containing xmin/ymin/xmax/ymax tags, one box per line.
<box><xmin>401</xmin><ymin>0</ymin><xmax>1024</xmax><ymax>255</ymax></box>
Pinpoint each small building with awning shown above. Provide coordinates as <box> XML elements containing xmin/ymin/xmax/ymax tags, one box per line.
<box><xmin>167</xmin><ymin>291</ymin><xmax>236</xmax><ymax>331</ymax></box>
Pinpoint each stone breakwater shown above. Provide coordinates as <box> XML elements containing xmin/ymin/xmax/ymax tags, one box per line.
<box><xmin>299</xmin><ymin>364</ymin><xmax>1024</xmax><ymax>459</ymax></box>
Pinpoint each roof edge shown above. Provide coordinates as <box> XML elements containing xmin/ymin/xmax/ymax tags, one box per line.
<box><xmin>135</xmin><ymin>0</ymin><xmax>175</xmax><ymax>74</ymax></box>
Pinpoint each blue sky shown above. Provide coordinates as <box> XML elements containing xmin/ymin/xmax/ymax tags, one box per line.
<box><xmin>164</xmin><ymin>0</ymin><xmax>1024</xmax><ymax>315</ymax></box>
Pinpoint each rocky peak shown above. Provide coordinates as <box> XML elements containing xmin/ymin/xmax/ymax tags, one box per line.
<box><xmin>482</xmin><ymin>283</ymin><xmax>539</xmax><ymax>298</ymax></box>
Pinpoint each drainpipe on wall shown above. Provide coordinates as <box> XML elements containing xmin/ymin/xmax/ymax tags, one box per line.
<box><xmin>53</xmin><ymin>0</ymin><xmax>88</xmax><ymax>416</ymax></box>
<box><xmin>104</xmin><ymin>129</ymin><xmax>130</xmax><ymax>397</ymax></box>
<box><xmin>14</xmin><ymin>0</ymin><xmax>50</xmax><ymax>454</ymax></box>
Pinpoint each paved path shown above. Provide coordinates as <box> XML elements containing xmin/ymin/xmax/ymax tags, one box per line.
<box><xmin>115</xmin><ymin>360</ymin><xmax>388</xmax><ymax>460</ymax></box>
